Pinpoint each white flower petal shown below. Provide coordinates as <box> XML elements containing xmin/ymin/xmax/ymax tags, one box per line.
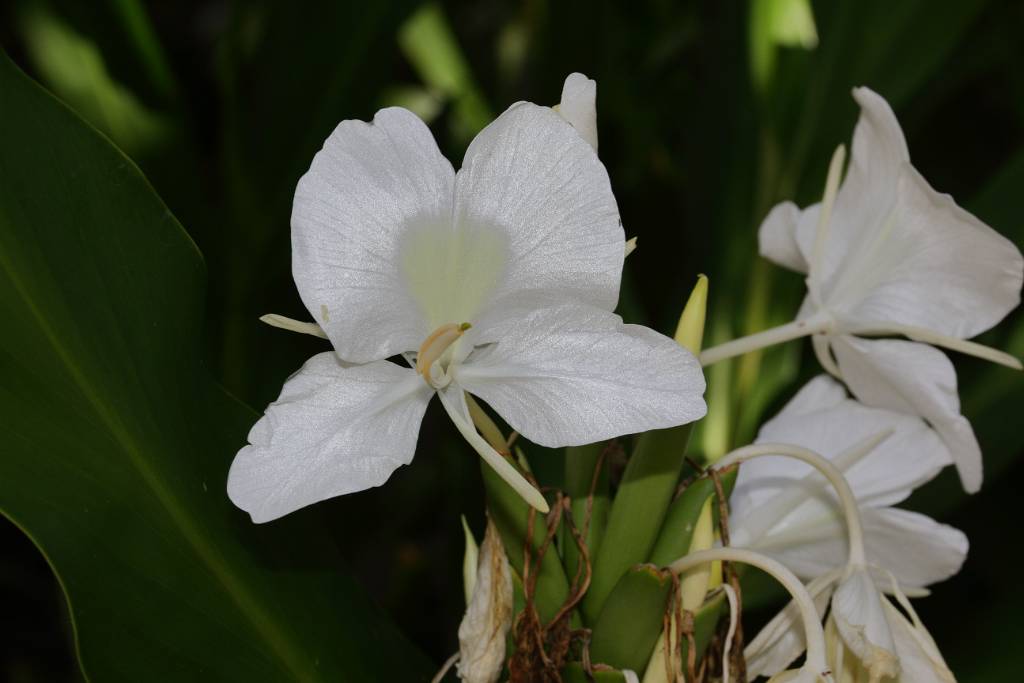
<box><xmin>739</xmin><ymin>504</ymin><xmax>966</xmax><ymax>590</ymax></box>
<box><xmin>455</xmin><ymin>304</ymin><xmax>706</xmax><ymax>447</ymax></box>
<box><xmin>227</xmin><ymin>353</ymin><xmax>433</xmax><ymax>522</ymax></box>
<box><xmin>883</xmin><ymin>597</ymin><xmax>956</xmax><ymax>682</ymax></box>
<box><xmin>831</xmin><ymin>569</ymin><xmax>899</xmax><ymax>680</ymax></box>
<box><xmin>292</xmin><ymin>108</ymin><xmax>455</xmax><ymax>362</ymax></box>
<box><xmin>831</xmin><ymin>335</ymin><xmax>982</xmax><ymax>493</ymax></box>
<box><xmin>745</xmin><ymin>571</ymin><xmax>838</xmax><ymax>678</ymax></box>
<box><xmin>835</xmin><ymin>163</ymin><xmax>1023</xmax><ymax>340</ymax></box>
<box><xmin>758</xmin><ymin>200</ymin><xmax>811</xmax><ymax>274</ymax></box>
<box><xmin>557</xmin><ymin>72</ymin><xmax>598</xmax><ymax>150</ymax></box>
<box><xmin>453</xmin><ymin>103</ymin><xmax>624</xmax><ymax>318</ymax></box>
<box><xmin>860</xmin><ymin>507</ymin><xmax>967</xmax><ymax>589</ymax></box>
<box><xmin>732</xmin><ymin>375</ymin><xmax>951</xmax><ymax>520</ymax></box>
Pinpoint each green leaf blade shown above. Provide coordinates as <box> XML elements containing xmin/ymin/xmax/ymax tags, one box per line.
<box><xmin>0</xmin><ymin>50</ymin><xmax>430</xmax><ymax>682</ymax></box>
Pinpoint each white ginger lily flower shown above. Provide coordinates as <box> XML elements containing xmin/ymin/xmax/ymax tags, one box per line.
<box><xmin>227</xmin><ymin>75</ymin><xmax>706</xmax><ymax>522</ymax></box>
<box><xmin>723</xmin><ymin>379</ymin><xmax>961</xmax><ymax>681</ymax></box>
<box><xmin>702</xmin><ymin>86</ymin><xmax>1024</xmax><ymax>493</ymax></box>
<box><xmin>730</xmin><ymin>375</ymin><xmax>967</xmax><ymax>590</ymax></box>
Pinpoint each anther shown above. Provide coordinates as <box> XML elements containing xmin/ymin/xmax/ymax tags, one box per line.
<box><xmin>416</xmin><ymin>322</ymin><xmax>472</xmax><ymax>384</ymax></box>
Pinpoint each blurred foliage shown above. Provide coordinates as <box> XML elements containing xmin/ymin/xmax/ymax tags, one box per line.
<box><xmin>1</xmin><ymin>0</ymin><xmax>1023</xmax><ymax>680</ymax></box>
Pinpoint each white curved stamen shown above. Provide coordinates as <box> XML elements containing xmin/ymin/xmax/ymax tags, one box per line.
<box><xmin>721</xmin><ymin>582</ymin><xmax>740</xmax><ymax>683</ymax></box>
<box><xmin>668</xmin><ymin>548</ymin><xmax>834</xmax><ymax>682</ymax></box>
<box><xmin>717</xmin><ymin>442</ymin><xmax>869</xmax><ymax>567</ymax></box>
<box><xmin>259</xmin><ymin>313</ymin><xmax>329</xmax><ymax>339</ymax></box>
<box><xmin>854</xmin><ymin>322</ymin><xmax>1022</xmax><ymax>370</ymax></box>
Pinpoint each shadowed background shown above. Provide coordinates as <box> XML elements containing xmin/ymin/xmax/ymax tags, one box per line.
<box><xmin>1</xmin><ymin>0</ymin><xmax>1022</xmax><ymax>680</ymax></box>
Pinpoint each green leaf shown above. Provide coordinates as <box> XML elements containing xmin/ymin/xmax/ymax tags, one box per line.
<box><xmin>561</xmin><ymin>442</ymin><xmax>609</xmax><ymax>585</ymax></box>
<box><xmin>584</xmin><ymin>424</ymin><xmax>693</xmax><ymax>623</ymax></box>
<box><xmin>561</xmin><ymin>663</ymin><xmax>627</xmax><ymax>683</ymax></box>
<box><xmin>649</xmin><ymin>473</ymin><xmax>715</xmax><ymax>567</ymax></box>
<box><xmin>589</xmin><ymin>564</ymin><xmax>672</xmax><ymax>673</ymax></box>
<box><xmin>0</xmin><ymin>51</ymin><xmax>430</xmax><ymax>681</ymax></box>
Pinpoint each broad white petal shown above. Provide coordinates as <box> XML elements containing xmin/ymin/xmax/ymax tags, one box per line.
<box><xmin>883</xmin><ymin>599</ymin><xmax>956</xmax><ymax>682</ymax></box>
<box><xmin>832</xmin><ymin>336</ymin><xmax>982</xmax><ymax>492</ymax></box>
<box><xmin>292</xmin><ymin>108</ymin><xmax>455</xmax><ymax>362</ymax></box>
<box><xmin>861</xmin><ymin>507</ymin><xmax>967</xmax><ymax>589</ymax></box>
<box><xmin>732</xmin><ymin>375</ymin><xmax>951</xmax><ymax>527</ymax></box>
<box><xmin>227</xmin><ymin>353</ymin><xmax>433</xmax><ymax>522</ymax></box>
<box><xmin>758</xmin><ymin>201</ymin><xmax>810</xmax><ymax>274</ymax></box>
<box><xmin>835</xmin><ymin>163</ymin><xmax>1023</xmax><ymax>339</ymax></box>
<box><xmin>453</xmin><ymin>103</ymin><xmax>624</xmax><ymax>317</ymax></box>
<box><xmin>455</xmin><ymin>304</ymin><xmax>706</xmax><ymax>447</ymax></box>
<box><xmin>831</xmin><ymin>569</ymin><xmax>899</xmax><ymax>680</ymax></box>
<box><xmin>557</xmin><ymin>72</ymin><xmax>598</xmax><ymax>151</ymax></box>
<box><xmin>741</xmin><ymin>504</ymin><xmax>965</xmax><ymax>590</ymax></box>
<box><xmin>745</xmin><ymin>571</ymin><xmax>838</xmax><ymax>678</ymax></box>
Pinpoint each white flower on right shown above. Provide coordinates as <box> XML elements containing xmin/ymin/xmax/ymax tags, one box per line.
<box><xmin>756</xmin><ymin>87</ymin><xmax>1023</xmax><ymax>492</ymax></box>
<box><xmin>730</xmin><ymin>375</ymin><xmax>967</xmax><ymax>590</ymax></box>
<box><xmin>732</xmin><ymin>376</ymin><xmax>964</xmax><ymax>681</ymax></box>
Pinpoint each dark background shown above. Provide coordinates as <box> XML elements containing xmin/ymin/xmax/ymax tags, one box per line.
<box><xmin>2</xmin><ymin>0</ymin><xmax>1022</xmax><ymax>680</ymax></box>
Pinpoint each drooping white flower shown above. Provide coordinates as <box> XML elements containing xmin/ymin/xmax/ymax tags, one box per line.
<box><xmin>729</xmin><ymin>377</ymin><xmax>963</xmax><ymax>681</ymax></box>
<box><xmin>228</xmin><ymin>75</ymin><xmax>706</xmax><ymax>522</ymax></box>
<box><xmin>730</xmin><ymin>375</ymin><xmax>967</xmax><ymax>589</ymax></box>
<box><xmin>750</xmin><ymin>567</ymin><xmax>957</xmax><ymax>683</ymax></box>
<box><xmin>703</xmin><ymin>86</ymin><xmax>1024</xmax><ymax>492</ymax></box>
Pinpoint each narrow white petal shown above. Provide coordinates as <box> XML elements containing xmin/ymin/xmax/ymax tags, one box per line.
<box><xmin>883</xmin><ymin>594</ymin><xmax>956</xmax><ymax>681</ymax></box>
<box><xmin>292</xmin><ymin>107</ymin><xmax>455</xmax><ymax>362</ymax></box>
<box><xmin>745</xmin><ymin>570</ymin><xmax>838</xmax><ymax>678</ymax></box>
<box><xmin>227</xmin><ymin>353</ymin><xmax>433</xmax><ymax>522</ymax></box>
<box><xmin>814</xmin><ymin>87</ymin><xmax>908</xmax><ymax>289</ymax></box>
<box><xmin>758</xmin><ymin>201</ymin><xmax>810</xmax><ymax>274</ymax></box>
<box><xmin>831</xmin><ymin>569</ymin><xmax>899</xmax><ymax>680</ymax></box>
<box><xmin>455</xmin><ymin>304</ymin><xmax>706</xmax><ymax>447</ymax></box>
<box><xmin>453</xmin><ymin>103</ymin><xmax>624</xmax><ymax>317</ymax></box>
<box><xmin>557</xmin><ymin>72</ymin><xmax>598</xmax><ymax>151</ymax></box>
<box><xmin>831</xmin><ymin>336</ymin><xmax>982</xmax><ymax>492</ymax></box>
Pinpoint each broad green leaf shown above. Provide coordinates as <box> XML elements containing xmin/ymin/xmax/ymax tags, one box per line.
<box><xmin>0</xmin><ymin>51</ymin><xmax>431</xmax><ymax>681</ymax></box>
<box><xmin>584</xmin><ymin>424</ymin><xmax>693</xmax><ymax>623</ymax></box>
<box><xmin>589</xmin><ymin>564</ymin><xmax>672</xmax><ymax>674</ymax></box>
